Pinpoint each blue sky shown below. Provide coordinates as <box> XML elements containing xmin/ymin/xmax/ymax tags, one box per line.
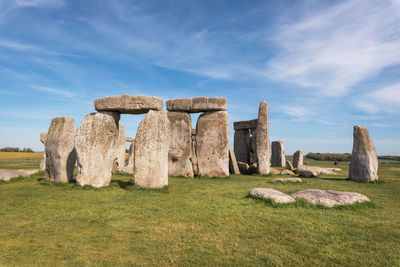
<box><xmin>0</xmin><ymin>0</ymin><xmax>399</xmax><ymax>155</ymax></box>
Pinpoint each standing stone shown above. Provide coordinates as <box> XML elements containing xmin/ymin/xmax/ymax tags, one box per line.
<box><xmin>196</xmin><ymin>111</ymin><xmax>229</xmax><ymax>177</ymax></box>
<box><xmin>127</xmin><ymin>142</ymin><xmax>135</xmax><ymax>166</ymax></box>
<box><xmin>45</xmin><ymin>117</ymin><xmax>76</xmax><ymax>183</ymax></box>
<box><xmin>349</xmin><ymin>126</ymin><xmax>378</xmax><ymax>182</ymax></box>
<box><xmin>229</xmin><ymin>148</ymin><xmax>240</xmax><ymax>174</ymax></box>
<box><xmin>190</xmin><ymin>128</ymin><xmax>199</xmax><ymax>173</ymax></box>
<box><xmin>249</xmin><ymin>129</ymin><xmax>257</xmax><ymax>164</ymax></box>
<box><xmin>234</xmin><ymin>129</ymin><xmax>250</xmax><ymax>164</ymax></box>
<box><xmin>168</xmin><ymin>112</ymin><xmax>193</xmax><ymax>178</ymax></box>
<box><xmin>75</xmin><ymin>112</ymin><xmax>120</xmax><ymax>188</ymax></box>
<box><xmin>39</xmin><ymin>132</ymin><xmax>47</xmax><ymax>171</ymax></box>
<box><xmin>256</xmin><ymin>101</ymin><xmax>270</xmax><ymax>174</ymax></box>
<box><xmin>115</xmin><ymin>123</ymin><xmax>126</xmax><ymax>170</ymax></box>
<box><xmin>293</xmin><ymin>150</ymin><xmax>303</xmax><ymax>169</ymax></box>
<box><xmin>134</xmin><ymin>110</ymin><xmax>170</xmax><ymax>188</ymax></box>
<box><xmin>271</xmin><ymin>141</ymin><xmax>285</xmax><ymax>167</ymax></box>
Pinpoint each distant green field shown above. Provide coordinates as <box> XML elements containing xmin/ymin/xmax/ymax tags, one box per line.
<box><xmin>1</xmin><ymin>153</ymin><xmax>400</xmax><ymax>266</ymax></box>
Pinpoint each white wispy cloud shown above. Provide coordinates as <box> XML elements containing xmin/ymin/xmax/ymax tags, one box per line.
<box><xmin>0</xmin><ymin>0</ymin><xmax>65</xmax><ymax>17</ymax></box>
<box><xmin>354</xmin><ymin>82</ymin><xmax>400</xmax><ymax>114</ymax></box>
<box><xmin>266</xmin><ymin>0</ymin><xmax>400</xmax><ymax>96</ymax></box>
<box><xmin>32</xmin><ymin>85</ymin><xmax>75</xmax><ymax>98</ymax></box>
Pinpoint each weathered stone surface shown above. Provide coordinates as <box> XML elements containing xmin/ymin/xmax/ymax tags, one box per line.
<box><xmin>166</xmin><ymin>97</ymin><xmax>227</xmax><ymax>113</ymax></box>
<box><xmin>233</xmin><ymin>119</ymin><xmax>257</xmax><ymax>130</ymax></box>
<box><xmin>257</xmin><ymin>101</ymin><xmax>270</xmax><ymax>174</ymax></box>
<box><xmin>75</xmin><ymin>112</ymin><xmax>120</xmax><ymax>188</ymax></box>
<box><xmin>196</xmin><ymin>111</ymin><xmax>229</xmax><ymax>177</ymax></box>
<box><xmin>115</xmin><ymin>123</ymin><xmax>126</xmax><ymax>170</ymax></box>
<box><xmin>249</xmin><ymin>129</ymin><xmax>257</xmax><ymax>164</ymax></box>
<box><xmin>190</xmin><ymin>128</ymin><xmax>198</xmax><ymax>173</ymax></box>
<box><xmin>40</xmin><ymin>132</ymin><xmax>47</xmax><ymax>171</ymax></box>
<box><xmin>272</xmin><ymin>177</ymin><xmax>301</xmax><ymax>183</ymax></box>
<box><xmin>94</xmin><ymin>95</ymin><xmax>163</xmax><ymax>114</ymax></box>
<box><xmin>229</xmin><ymin>148</ymin><xmax>240</xmax><ymax>174</ymax></box>
<box><xmin>298</xmin><ymin>165</ymin><xmax>339</xmax><ymax>177</ymax></box>
<box><xmin>249</xmin><ymin>188</ymin><xmax>295</xmax><ymax>204</ymax></box>
<box><xmin>286</xmin><ymin>160</ymin><xmax>294</xmax><ymax>171</ymax></box>
<box><xmin>349</xmin><ymin>126</ymin><xmax>378</xmax><ymax>182</ymax></box>
<box><xmin>248</xmin><ymin>163</ymin><xmax>258</xmax><ymax>174</ymax></box>
<box><xmin>291</xmin><ymin>189</ymin><xmax>370</xmax><ymax>207</ymax></box>
<box><xmin>293</xmin><ymin>150</ymin><xmax>303</xmax><ymax>168</ymax></box>
<box><xmin>270</xmin><ymin>168</ymin><xmax>280</xmax><ymax>175</ymax></box>
<box><xmin>237</xmin><ymin>162</ymin><xmax>249</xmax><ymax>174</ymax></box>
<box><xmin>168</xmin><ymin>112</ymin><xmax>193</xmax><ymax>178</ymax></box>
<box><xmin>271</xmin><ymin>141</ymin><xmax>285</xmax><ymax>167</ymax></box>
<box><xmin>40</xmin><ymin>132</ymin><xmax>47</xmax><ymax>144</ymax></box>
<box><xmin>127</xmin><ymin>142</ymin><xmax>135</xmax><ymax>166</ymax></box>
<box><xmin>126</xmin><ymin>136</ymin><xmax>135</xmax><ymax>142</ymax></box>
<box><xmin>280</xmin><ymin>170</ymin><xmax>296</xmax><ymax>176</ymax></box>
<box><xmin>134</xmin><ymin>110</ymin><xmax>170</xmax><ymax>188</ymax></box>
<box><xmin>234</xmin><ymin>129</ymin><xmax>250</xmax><ymax>164</ymax></box>
<box><xmin>119</xmin><ymin>164</ymin><xmax>133</xmax><ymax>175</ymax></box>
<box><xmin>45</xmin><ymin>117</ymin><xmax>76</xmax><ymax>183</ymax></box>
<box><xmin>0</xmin><ymin>169</ymin><xmax>39</xmax><ymax>181</ymax></box>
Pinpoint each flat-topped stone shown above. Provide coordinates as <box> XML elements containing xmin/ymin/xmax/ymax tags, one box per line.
<box><xmin>126</xmin><ymin>137</ymin><xmax>135</xmax><ymax>142</ymax></box>
<box><xmin>291</xmin><ymin>189</ymin><xmax>370</xmax><ymax>207</ymax></box>
<box><xmin>249</xmin><ymin>188</ymin><xmax>295</xmax><ymax>204</ymax></box>
<box><xmin>166</xmin><ymin>97</ymin><xmax>227</xmax><ymax>113</ymax></box>
<box><xmin>94</xmin><ymin>95</ymin><xmax>163</xmax><ymax>114</ymax></box>
<box><xmin>272</xmin><ymin>177</ymin><xmax>302</xmax><ymax>183</ymax></box>
<box><xmin>233</xmin><ymin>119</ymin><xmax>257</xmax><ymax>130</ymax></box>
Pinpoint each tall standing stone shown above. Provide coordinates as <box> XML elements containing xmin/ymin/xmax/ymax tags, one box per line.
<box><xmin>249</xmin><ymin>129</ymin><xmax>257</xmax><ymax>164</ymax></box>
<box><xmin>234</xmin><ymin>129</ymin><xmax>250</xmax><ymax>164</ymax></box>
<box><xmin>196</xmin><ymin>111</ymin><xmax>229</xmax><ymax>177</ymax></box>
<box><xmin>256</xmin><ymin>101</ymin><xmax>270</xmax><ymax>174</ymax></box>
<box><xmin>271</xmin><ymin>141</ymin><xmax>285</xmax><ymax>167</ymax></box>
<box><xmin>127</xmin><ymin>142</ymin><xmax>135</xmax><ymax>166</ymax></box>
<box><xmin>45</xmin><ymin>117</ymin><xmax>76</xmax><ymax>183</ymax></box>
<box><xmin>349</xmin><ymin>126</ymin><xmax>378</xmax><ymax>182</ymax></box>
<box><xmin>293</xmin><ymin>150</ymin><xmax>303</xmax><ymax>169</ymax></box>
<box><xmin>39</xmin><ymin>132</ymin><xmax>47</xmax><ymax>171</ymax></box>
<box><xmin>168</xmin><ymin>112</ymin><xmax>194</xmax><ymax>177</ymax></box>
<box><xmin>75</xmin><ymin>112</ymin><xmax>120</xmax><ymax>188</ymax></box>
<box><xmin>190</xmin><ymin>128</ymin><xmax>199</xmax><ymax>173</ymax></box>
<box><xmin>134</xmin><ymin>110</ymin><xmax>170</xmax><ymax>188</ymax></box>
<box><xmin>115</xmin><ymin>123</ymin><xmax>126</xmax><ymax>169</ymax></box>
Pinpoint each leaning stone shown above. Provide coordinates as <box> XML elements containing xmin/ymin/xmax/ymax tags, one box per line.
<box><xmin>166</xmin><ymin>97</ymin><xmax>227</xmax><ymax>113</ymax></box>
<box><xmin>196</xmin><ymin>111</ymin><xmax>229</xmax><ymax>177</ymax></box>
<box><xmin>115</xmin><ymin>123</ymin><xmax>126</xmax><ymax>170</ymax></box>
<box><xmin>75</xmin><ymin>112</ymin><xmax>120</xmax><ymax>188</ymax></box>
<box><xmin>94</xmin><ymin>95</ymin><xmax>163</xmax><ymax>114</ymax></box>
<box><xmin>237</xmin><ymin>162</ymin><xmax>249</xmax><ymax>174</ymax></box>
<box><xmin>0</xmin><ymin>169</ymin><xmax>39</xmax><ymax>181</ymax></box>
<box><xmin>45</xmin><ymin>117</ymin><xmax>76</xmax><ymax>183</ymax></box>
<box><xmin>134</xmin><ymin>111</ymin><xmax>170</xmax><ymax>188</ymax></box>
<box><xmin>229</xmin><ymin>148</ymin><xmax>240</xmax><ymax>174</ymax></box>
<box><xmin>257</xmin><ymin>101</ymin><xmax>270</xmax><ymax>174</ymax></box>
<box><xmin>286</xmin><ymin>160</ymin><xmax>294</xmax><ymax>170</ymax></box>
<box><xmin>293</xmin><ymin>150</ymin><xmax>303</xmax><ymax>168</ymax></box>
<box><xmin>291</xmin><ymin>189</ymin><xmax>370</xmax><ymax>207</ymax></box>
<box><xmin>280</xmin><ymin>170</ymin><xmax>295</xmax><ymax>176</ymax></box>
<box><xmin>234</xmin><ymin>129</ymin><xmax>250</xmax><ymax>164</ymax></box>
<box><xmin>126</xmin><ymin>136</ymin><xmax>135</xmax><ymax>142</ymax></box>
<box><xmin>349</xmin><ymin>126</ymin><xmax>379</xmax><ymax>182</ymax></box>
<box><xmin>168</xmin><ymin>112</ymin><xmax>193</xmax><ymax>178</ymax></box>
<box><xmin>249</xmin><ymin>188</ymin><xmax>295</xmax><ymax>204</ymax></box>
<box><xmin>233</xmin><ymin>119</ymin><xmax>257</xmax><ymax>130</ymax></box>
<box><xmin>272</xmin><ymin>177</ymin><xmax>301</xmax><ymax>183</ymax></box>
<box><xmin>271</xmin><ymin>141</ymin><xmax>286</xmax><ymax>167</ymax></box>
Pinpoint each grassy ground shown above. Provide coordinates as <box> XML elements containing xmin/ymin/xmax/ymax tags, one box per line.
<box><xmin>0</xmin><ymin>154</ymin><xmax>400</xmax><ymax>266</ymax></box>
<box><xmin>0</xmin><ymin>152</ymin><xmax>43</xmax><ymax>169</ymax></box>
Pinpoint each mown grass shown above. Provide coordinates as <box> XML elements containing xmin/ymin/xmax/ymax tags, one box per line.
<box><xmin>0</xmin><ymin>157</ymin><xmax>400</xmax><ymax>266</ymax></box>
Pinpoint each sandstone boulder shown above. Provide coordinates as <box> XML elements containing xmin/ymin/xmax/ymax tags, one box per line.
<box><xmin>280</xmin><ymin>169</ymin><xmax>295</xmax><ymax>176</ymax></box>
<box><xmin>166</xmin><ymin>97</ymin><xmax>227</xmax><ymax>113</ymax></box>
<box><xmin>0</xmin><ymin>169</ymin><xmax>39</xmax><ymax>181</ymax></box>
<box><xmin>168</xmin><ymin>112</ymin><xmax>193</xmax><ymax>178</ymax></box>
<box><xmin>134</xmin><ymin>110</ymin><xmax>170</xmax><ymax>188</ymax></box>
<box><xmin>119</xmin><ymin>164</ymin><xmax>133</xmax><ymax>175</ymax></box>
<box><xmin>349</xmin><ymin>126</ymin><xmax>378</xmax><ymax>182</ymax></box>
<box><xmin>237</xmin><ymin>162</ymin><xmax>249</xmax><ymax>174</ymax></box>
<box><xmin>196</xmin><ymin>111</ymin><xmax>229</xmax><ymax>177</ymax></box>
<box><xmin>115</xmin><ymin>123</ymin><xmax>126</xmax><ymax>170</ymax></box>
<box><xmin>271</xmin><ymin>140</ymin><xmax>285</xmax><ymax>167</ymax></box>
<box><xmin>298</xmin><ymin>165</ymin><xmax>338</xmax><ymax>177</ymax></box>
<box><xmin>40</xmin><ymin>132</ymin><xmax>47</xmax><ymax>171</ymax></box>
<box><xmin>270</xmin><ymin>168</ymin><xmax>280</xmax><ymax>175</ymax></box>
<box><xmin>45</xmin><ymin>117</ymin><xmax>76</xmax><ymax>183</ymax></box>
<box><xmin>272</xmin><ymin>177</ymin><xmax>301</xmax><ymax>183</ymax></box>
<box><xmin>229</xmin><ymin>148</ymin><xmax>240</xmax><ymax>174</ymax></box>
<box><xmin>234</xmin><ymin>129</ymin><xmax>250</xmax><ymax>164</ymax></box>
<box><xmin>94</xmin><ymin>95</ymin><xmax>163</xmax><ymax>114</ymax></box>
<box><xmin>249</xmin><ymin>188</ymin><xmax>295</xmax><ymax>204</ymax></box>
<box><xmin>127</xmin><ymin>142</ymin><xmax>135</xmax><ymax>166</ymax></box>
<box><xmin>293</xmin><ymin>150</ymin><xmax>303</xmax><ymax>168</ymax></box>
<box><xmin>190</xmin><ymin>128</ymin><xmax>198</xmax><ymax>173</ymax></box>
<box><xmin>75</xmin><ymin>112</ymin><xmax>120</xmax><ymax>188</ymax></box>
<box><xmin>233</xmin><ymin>119</ymin><xmax>257</xmax><ymax>130</ymax></box>
<box><xmin>257</xmin><ymin>101</ymin><xmax>270</xmax><ymax>174</ymax></box>
<box><xmin>40</xmin><ymin>132</ymin><xmax>47</xmax><ymax>144</ymax></box>
<box><xmin>291</xmin><ymin>189</ymin><xmax>370</xmax><ymax>207</ymax></box>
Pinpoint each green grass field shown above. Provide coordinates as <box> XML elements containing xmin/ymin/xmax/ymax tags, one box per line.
<box><xmin>1</xmin><ymin>152</ymin><xmax>400</xmax><ymax>266</ymax></box>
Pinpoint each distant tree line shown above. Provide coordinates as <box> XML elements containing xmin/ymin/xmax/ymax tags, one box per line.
<box><xmin>378</xmin><ymin>156</ymin><xmax>400</xmax><ymax>161</ymax></box>
<box><xmin>305</xmin><ymin>153</ymin><xmax>351</xmax><ymax>161</ymax></box>
<box><xmin>0</xmin><ymin>147</ymin><xmax>34</xmax><ymax>153</ymax></box>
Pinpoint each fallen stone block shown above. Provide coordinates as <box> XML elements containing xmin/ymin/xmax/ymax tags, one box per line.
<box><xmin>249</xmin><ymin>188</ymin><xmax>295</xmax><ymax>204</ymax></box>
<box><xmin>291</xmin><ymin>189</ymin><xmax>370</xmax><ymax>207</ymax></box>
